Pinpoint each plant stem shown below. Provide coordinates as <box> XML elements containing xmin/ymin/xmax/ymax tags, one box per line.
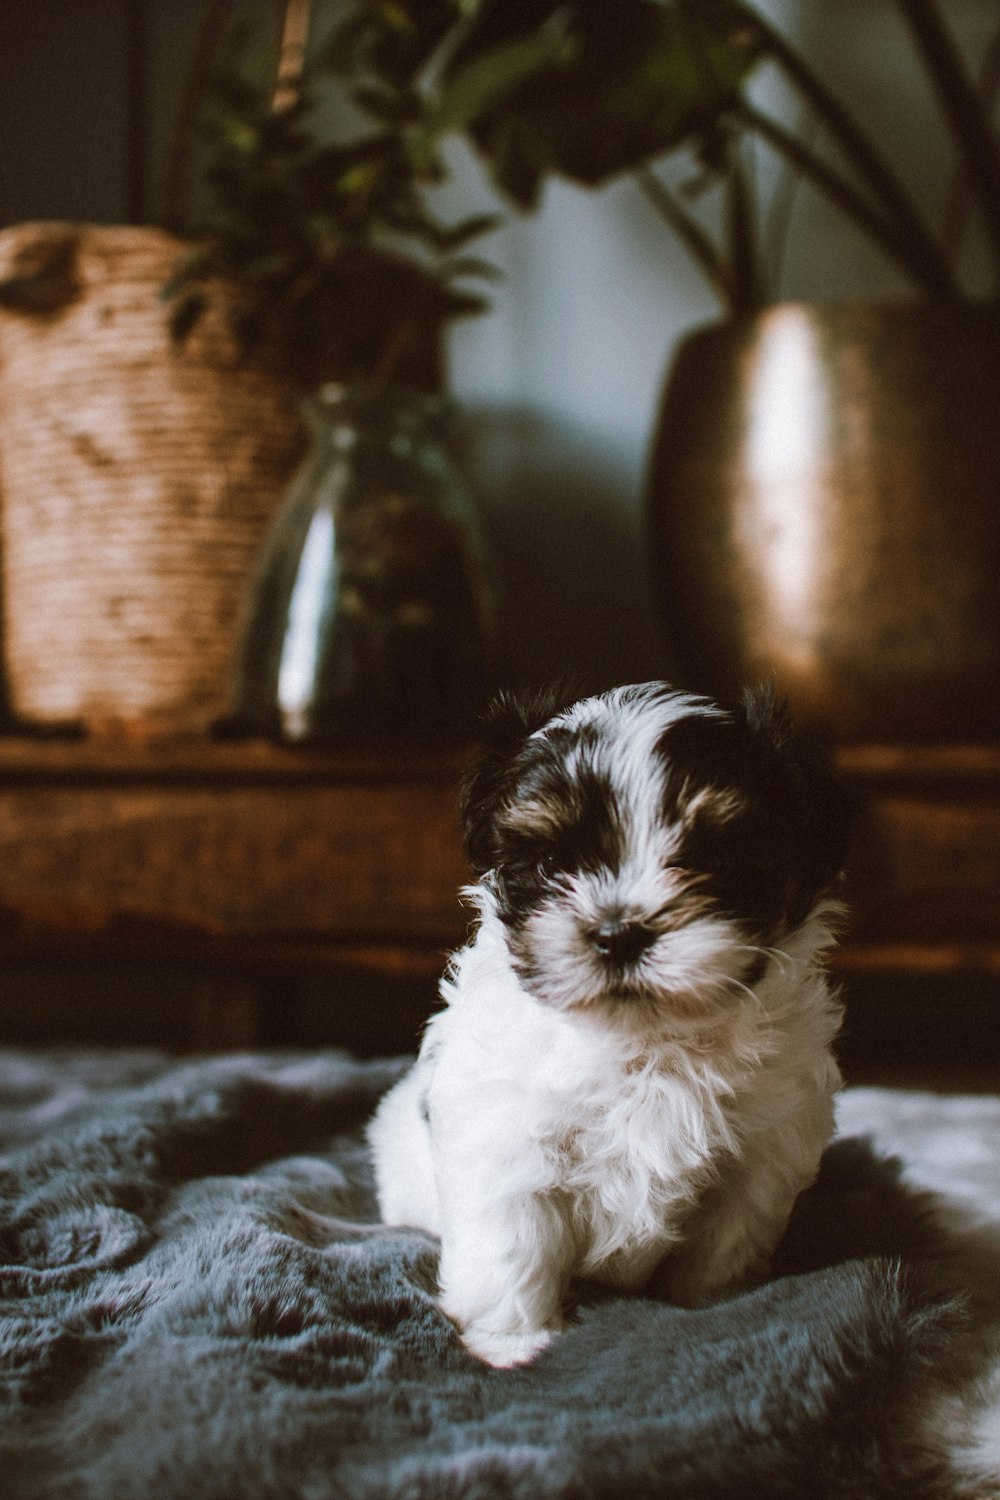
<box><xmin>273</xmin><ymin>0</ymin><xmax>313</xmax><ymax>113</ymax></box>
<box><xmin>741</xmin><ymin>5</ymin><xmax>959</xmax><ymax>299</ymax></box>
<box><xmin>739</xmin><ymin>102</ymin><xmax>962</xmax><ymax>301</ymax></box>
<box><xmin>763</xmin><ymin>107</ymin><xmax>815</xmax><ymax>295</ymax></box>
<box><xmin>941</xmin><ymin>20</ymin><xmax>1000</xmax><ymax>265</ymax></box>
<box><xmin>896</xmin><ymin>0</ymin><xmax>1000</xmax><ymax>283</ymax></box>
<box><xmin>160</xmin><ymin>0</ymin><xmax>235</xmax><ymax>231</ymax></box>
<box><xmin>725</xmin><ymin>131</ymin><xmax>766</xmax><ymax>310</ymax></box>
<box><xmin>637</xmin><ymin>168</ymin><xmax>735</xmax><ymax>312</ymax></box>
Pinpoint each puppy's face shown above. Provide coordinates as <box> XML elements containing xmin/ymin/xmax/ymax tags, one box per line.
<box><xmin>463</xmin><ymin>683</ymin><xmax>852</xmax><ymax>1027</ymax></box>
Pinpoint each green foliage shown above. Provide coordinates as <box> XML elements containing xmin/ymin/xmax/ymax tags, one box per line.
<box><xmin>440</xmin><ymin>0</ymin><xmax>761</xmax><ymax>210</ymax></box>
<box><xmin>165</xmin><ymin>1</ymin><xmax>500</xmax><ymax>386</ymax></box>
<box><xmin>435</xmin><ymin>0</ymin><xmax>1000</xmax><ymax>308</ymax></box>
<box><xmin>165</xmin><ymin>0</ymin><xmax>1000</xmax><ymax>366</ymax></box>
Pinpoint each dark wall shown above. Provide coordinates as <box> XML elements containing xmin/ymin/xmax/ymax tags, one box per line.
<box><xmin>0</xmin><ymin>0</ymin><xmax>139</xmax><ymax>225</ymax></box>
<box><xmin>0</xmin><ymin>0</ymin><xmax>226</xmax><ymax>230</ymax></box>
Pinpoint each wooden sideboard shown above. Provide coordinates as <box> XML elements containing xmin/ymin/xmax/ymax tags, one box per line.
<box><xmin>834</xmin><ymin>742</ymin><xmax>1000</xmax><ymax>973</ymax></box>
<box><xmin>0</xmin><ymin>737</ymin><xmax>996</xmax><ymax>1049</ymax></box>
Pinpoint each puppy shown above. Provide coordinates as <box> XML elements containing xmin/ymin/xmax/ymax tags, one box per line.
<box><xmin>369</xmin><ymin>682</ymin><xmax>853</xmax><ymax>1367</ymax></box>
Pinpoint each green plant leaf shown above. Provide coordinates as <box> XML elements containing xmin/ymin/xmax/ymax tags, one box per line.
<box><xmin>420</xmin><ymin>21</ymin><xmax>576</xmax><ymax>144</ymax></box>
<box><xmin>163</xmin><ymin>238</ymin><xmax>229</xmax><ymax>294</ymax></box>
<box><xmin>440</xmin><ymin>253</ymin><xmax>504</xmax><ymax>282</ymax></box>
<box><xmin>436</xmin><ymin>211</ymin><xmax>503</xmax><ymax>248</ymax></box>
<box><xmin>317</xmin><ymin>0</ymin><xmax>462</xmax><ymax>89</ymax></box>
<box><xmin>353</xmin><ymin>81</ymin><xmax>422</xmax><ymax>125</ymax></box>
<box><xmin>167</xmin><ymin>291</ymin><xmax>208</xmax><ymax>342</ymax></box>
<box><xmin>444</xmin><ymin>0</ymin><xmax>762</xmax><ymax>204</ymax></box>
<box><xmin>442</xmin><ymin>288</ymin><xmax>493</xmax><ymax>317</ymax></box>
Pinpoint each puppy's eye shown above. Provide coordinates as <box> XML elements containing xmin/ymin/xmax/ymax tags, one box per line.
<box><xmin>670</xmin><ymin>849</ymin><xmax>720</xmax><ymax>880</ymax></box>
<box><xmin>536</xmin><ymin>852</ymin><xmax>558</xmax><ymax>878</ymax></box>
<box><xmin>665</xmin><ymin>851</ymin><xmax>706</xmax><ymax>872</ymax></box>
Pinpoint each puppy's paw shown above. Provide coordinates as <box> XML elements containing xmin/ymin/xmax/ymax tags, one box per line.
<box><xmin>460</xmin><ymin>1324</ymin><xmax>558</xmax><ymax>1368</ymax></box>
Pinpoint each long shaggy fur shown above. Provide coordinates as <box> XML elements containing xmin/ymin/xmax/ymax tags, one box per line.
<box><xmin>370</xmin><ymin>681</ymin><xmax>855</xmax><ymax>1366</ymax></box>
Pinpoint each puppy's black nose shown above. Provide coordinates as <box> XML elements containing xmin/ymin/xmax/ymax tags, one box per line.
<box><xmin>592</xmin><ymin>920</ymin><xmax>656</xmax><ymax>965</ymax></box>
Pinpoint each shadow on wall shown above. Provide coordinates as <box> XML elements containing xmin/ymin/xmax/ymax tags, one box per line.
<box><xmin>456</xmin><ymin>405</ymin><xmax>673</xmax><ymax>695</ymax></box>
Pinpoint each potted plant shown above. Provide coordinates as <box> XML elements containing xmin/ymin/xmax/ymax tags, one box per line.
<box><xmin>158</xmin><ymin>1</ymin><xmax>529</xmax><ymax>745</ymax></box>
<box><xmin>637</xmin><ymin>0</ymin><xmax>1000</xmax><ymax>741</ymax></box>
<box><xmin>406</xmin><ymin>0</ymin><xmax>1000</xmax><ymax>740</ymax></box>
<box><xmin>0</xmin><ymin>0</ymin><xmax>534</xmax><ymax>740</ymax></box>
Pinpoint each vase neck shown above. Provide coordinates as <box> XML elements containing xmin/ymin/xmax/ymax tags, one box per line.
<box><xmin>305</xmin><ymin>383</ymin><xmax>449</xmax><ymax>451</ymax></box>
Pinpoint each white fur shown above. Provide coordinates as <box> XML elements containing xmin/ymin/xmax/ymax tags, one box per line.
<box><xmin>370</xmin><ymin>684</ymin><xmax>845</xmax><ymax>1365</ymax></box>
<box><xmin>369</xmin><ymin>896</ymin><xmax>843</xmax><ymax>1367</ymax></box>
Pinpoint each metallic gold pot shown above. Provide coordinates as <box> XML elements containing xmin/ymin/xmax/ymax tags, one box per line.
<box><xmin>646</xmin><ymin>302</ymin><xmax>1000</xmax><ymax>740</ymax></box>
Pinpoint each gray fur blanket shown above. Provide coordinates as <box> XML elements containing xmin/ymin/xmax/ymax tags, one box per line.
<box><xmin>1</xmin><ymin>1049</ymin><xmax>999</xmax><ymax>1499</ymax></box>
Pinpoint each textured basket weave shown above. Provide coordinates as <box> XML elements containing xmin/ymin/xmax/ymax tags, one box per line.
<box><xmin>0</xmin><ymin>222</ymin><xmax>306</xmax><ymax>734</ymax></box>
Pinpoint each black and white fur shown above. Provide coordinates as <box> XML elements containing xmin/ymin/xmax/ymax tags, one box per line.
<box><xmin>369</xmin><ymin>682</ymin><xmax>854</xmax><ymax>1367</ymax></box>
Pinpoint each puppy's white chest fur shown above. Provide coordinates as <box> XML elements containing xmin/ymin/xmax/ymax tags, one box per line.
<box><xmin>370</xmin><ymin>905</ymin><xmax>841</xmax><ymax>1342</ymax></box>
<box><xmin>436</xmin><ymin>924</ymin><xmax>735</xmax><ymax>1284</ymax></box>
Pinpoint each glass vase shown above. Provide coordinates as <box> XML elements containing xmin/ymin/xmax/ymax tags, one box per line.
<box><xmin>228</xmin><ymin>385</ymin><xmax>495</xmax><ymax>746</ymax></box>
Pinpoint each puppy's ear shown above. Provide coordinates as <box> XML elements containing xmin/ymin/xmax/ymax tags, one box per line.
<box><xmin>737</xmin><ymin>682</ymin><xmax>859</xmax><ymax>914</ymax></box>
<box><xmin>461</xmin><ymin>685</ymin><xmax>577</xmax><ymax>873</ymax></box>
<box><xmin>739</xmin><ymin>681</ymin><xmax>796</xmax><ymax>751</ymax></box>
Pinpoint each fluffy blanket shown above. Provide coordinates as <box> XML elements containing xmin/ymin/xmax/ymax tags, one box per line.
<box><xmin>1</xmin><ymin>1049</ymin><xmax>998</xmax><ymax>1500</ymax></box>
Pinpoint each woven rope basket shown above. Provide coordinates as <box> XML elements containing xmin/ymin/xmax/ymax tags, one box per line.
<box><xmin>0</xmin><ymin>222</ymin><xmax>306</xmax><ymax>735</ymax></box>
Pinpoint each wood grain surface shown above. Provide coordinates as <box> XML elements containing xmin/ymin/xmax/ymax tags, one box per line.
<box><xmin>0</xmin><ymin>741</ymin><xmax>471</xmax><ymax>956</ymax></box>
<box><xmin>0</xmin><ymin>738</ymin><xmax>996</xmax><ymax>978</ymax></box>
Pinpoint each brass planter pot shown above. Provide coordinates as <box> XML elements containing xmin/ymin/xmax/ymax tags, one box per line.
<box><xmin>646</xmin><ymin>302</ymin><xmax>1000</xmax><ymax>740</ymax></box>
